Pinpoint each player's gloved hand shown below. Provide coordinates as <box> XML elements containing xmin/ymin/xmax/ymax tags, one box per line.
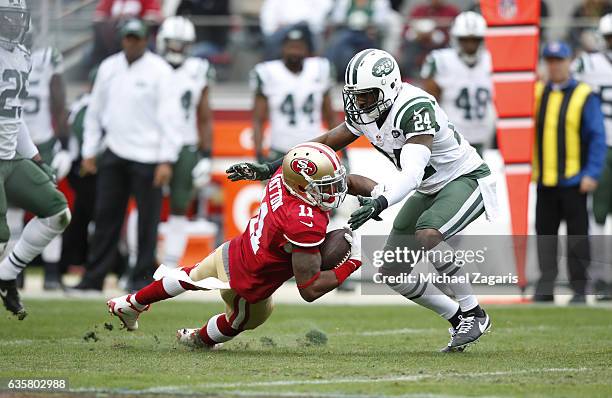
<box><xmin>51</xmin><ymin>150</ymin><xmax>73</xmax><ymax>180</ymax></box>
<box><xmin>192</xmin><ymin>158</ymin><xmax>212</xmax><ymax>188</ymax></box>
<box><xmin>226</xmin><ymin>162</ymin><xmax>271</xmax><ymax>181</ymax></box>
<box><xmin>348</xmin><ymin>195</ymin><xmax>386</xmax><ymax>230</ymax></box>
<box><xmin>343</xmin><ymin>230</ymin><xmax>362</xmax><ymax>262</ymax></box>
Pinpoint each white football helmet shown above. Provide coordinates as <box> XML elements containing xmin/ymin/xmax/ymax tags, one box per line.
<box><xmin>450</xmin><ymin>11</ymin><xmax>487</xmax><ymax>65</ymax></box>
<box><xmin>0</xmin><ymin>0</ymin><xmax>30</xmax><ymax>51</ymax></box>
<box><xmin>157</xmin><ymin>16</ymin><xmax>196</xmax><ymax>66</ymax></box>
<box><xmin>599</xmin><ymin>13</ymin><xmax>612</xmax><ymax>36</ymax></box>
<box><xmin>343</xmin><ymin>49</ymin><xmax>402</xmax><ymax>125</ymax></box>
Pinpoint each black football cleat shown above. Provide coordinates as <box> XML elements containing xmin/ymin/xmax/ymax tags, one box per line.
<box><xmin>440</xmin><ymin>327</ymin><xmax>465</xmax><ymax>353</ymax></box>
<box><xmin>449</xmin><ymin>311</ymin><xmax>491</xmax><ymax>350</ymax></box>
<box><xmin>0</xmin><ymin>279</ymin><xmax>27</xmax><ymax>320</ymax></box>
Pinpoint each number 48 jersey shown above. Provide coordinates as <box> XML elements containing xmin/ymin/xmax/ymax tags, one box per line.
<box><xmin>420</xmin><ymin>48</ymin><xmax>496</xmax><ymax>145</ymax></box>
<box><xmin>0</xmin><ymin>44</ymin><xmax>31</xmax><ymax>159</ymax></box>
<box><xmin>250</xmin><ymin>57</ymin><xmax>334</xmax><ymax>152</ymax></box>
<box><xmin>345</xmin><ymin>83</ymin><xmax>484</xmax><ymax>195</ymax></box>
<box><xmin>228</xmin><ymin>170</ymin><xmax>329</xmax><ymax>303</ymax></box>
<box><xmin>573</xmin><ymin>52</ymin><xmax>612</xmax><ymax>146</ymax></box>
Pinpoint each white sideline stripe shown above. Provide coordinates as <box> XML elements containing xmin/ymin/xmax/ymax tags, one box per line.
<box><xmin>70</xmin><ymin>368</ymin><xmax>588</xmax><ymax>395</ymax></box>
<box><xmin>196</xmin><ymin>368</ymin><xmax>589</xmax><ymax>389</ymax></box>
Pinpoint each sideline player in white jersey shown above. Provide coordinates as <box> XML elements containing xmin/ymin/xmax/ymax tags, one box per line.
<box><xmin>573</xmin><ymin>13</ymin><xmax>612</xmax><ymax>299</ymax></box>
<box><xmin>22</xmin><ymin>41</ymin><xmax>72</xmax><ymax>177</ymax></box>
<box><xmin>155</xmin><ymin>16</ymin><xmax>214</xmax><ymax>268</ymax></box>
<box><xmin>250</xmin><ymin>26</ymin><xmax>338</xmax><ymax>162</ymax></box>
<box><xmin>227</xmin><ymin>49</ymin><xmax>498</xmax><ymax>352</ymax></box>
<box><xmin>421</xmin><ymin>11</ymin><xmax>496</xmax><ymax>156</ymax></box>
<box><xmin>0</xmin><ymin>0</ymin><xmax>71</xmax><ymax>319</ymax></box>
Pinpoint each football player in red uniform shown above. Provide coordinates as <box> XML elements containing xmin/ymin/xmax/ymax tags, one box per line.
<box><xmin>106</xmin><ymin>143</ymin><xmax>362</xmax><ymax>349</ymax></box>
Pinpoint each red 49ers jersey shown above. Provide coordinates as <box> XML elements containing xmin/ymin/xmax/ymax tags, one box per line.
<box><xmin>228</xmin><ymin>170</ymin><xmax>329</xmax><ymax>303</ymax></box>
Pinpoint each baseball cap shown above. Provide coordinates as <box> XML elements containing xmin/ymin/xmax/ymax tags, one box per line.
<box><xmin>542</xmin><ymin>41</ymin><xmax>571</xmax><ymax>59</ymax></box>
<box><xmin>120</xmin><ymin>18</ymin><xmax>148</xmax><ymax>39</ymax></box>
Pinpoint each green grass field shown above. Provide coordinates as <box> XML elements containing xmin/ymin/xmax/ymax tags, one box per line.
<box><xmin>1</xmin><ymin>298</ymin><xmax>611</xmax><ymax>398</ymax></box>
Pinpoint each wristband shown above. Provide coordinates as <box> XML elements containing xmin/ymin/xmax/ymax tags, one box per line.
<box><xmin>333</xmin><ymin>259</ymin><xmax>362</xmax><ymax>285</ymax></box>
<box><xmin>297</xmin><ymin>271</ymin><xmax>321</xmax><ymax>289</ymax></box>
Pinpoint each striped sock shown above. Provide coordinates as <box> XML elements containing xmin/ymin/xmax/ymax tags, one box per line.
<box><xmin>133</xmin><ymin>266</ymin><xmax>198</xmax><ymax>306</ymax></box>
<box><xmin>198</xmin><ymin>314</ymin><xmax>241</xmax><ymax>346</ymax></box>
<box><xmin>429</xmin><ymin>241</ymin><xmax>479</xmax><ymax>313</ymax></box>
<box><xmin>0</xmin><ymin>252</ymin><xmax>28</xmax><ymax>280</ymax></box>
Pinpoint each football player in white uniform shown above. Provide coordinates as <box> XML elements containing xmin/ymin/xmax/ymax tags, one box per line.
<box><xmin>0</xmin><ymin>0</ymin><xmax>71</xmax><ymax>319</ymax></box>
<box><xmin>250</xmin><ymin>26</ymin><xmax>337</xmax><ymax>162</ymax></box>
<box><xmin>573</xmin><ymin>13</ymin><xmax>612</xmax><ymax>299</ymax></box>
<box><xmin>156</xmin><ymin>16</ymin><xmax>214</xmax><ymax>268</ymax></box>
<box><xmin>421</xmin><ymin>11</ymin><xmax>496</xmax><ymax>156</ymax></box>
<box><xmin>227</xmin><ymin>49</ymin><xmax>498</xmax><ymax>352</ymax></box>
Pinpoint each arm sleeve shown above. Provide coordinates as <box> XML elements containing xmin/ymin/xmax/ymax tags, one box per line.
<box><xmin>283</xmin><ymin>205</ymin><xmax>327</xmax><ymax>248</ymax></box>
<box><xmin>344</xmin><ymin>119</ymin><xmax>363</xmax><ymax>136</ymax></box>
<box><xmin>157</xmin><ymin>66</ymin><xmax>182</xmax><ymax>163</ymax></box>
<box><xmin>380</xmin><ymin>143</ymin><xmax>431</xmax><ymax>207</ymax></box>
<box><xmin>16</xmin><ymin>121</ymin><xmax>39</xmax><ymax>159</ymax></box>
<box><xmin>81</xmin><ymin>62</ymin><xmax>107</xmax><ymax>158</ymax></box>
<box><xmin>581</xmin><ymin>93</ymin><xmax>606</xmax><ymax>180</ymax></box>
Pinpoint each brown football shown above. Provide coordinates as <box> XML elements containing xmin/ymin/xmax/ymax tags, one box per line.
<box><xmin>319</xmin><ymin>228</ymin><xmax>351</xmax><ymax>271</ymax></box>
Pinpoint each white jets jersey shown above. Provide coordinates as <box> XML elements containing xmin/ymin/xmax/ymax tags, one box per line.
<box><xmin>0</xmin><ymin>44</ymin><xmax>31</xmax><ymax>159</ymax></box>
<box><xmin>250</xmin><ymin>57</ymin><xmax>333</xmax><ymax>152</ymax></box>
<box><xmin>22</xmin><ymin>47</ymin><xmax>64</xmax><ymax>144</ymax></box>
<box><xmin>421</xmin><ymin>48</ymin><xmax>495</xmax><ymax>144</ymax></box>
<box><xmin>345</xmin><ymin>83</ymin><xmax>484</xmax><ymax>194</ymax></box>
<box><xmin>162</xmin><ymin>57</ymin><xmax>213</xmax><ymax>146</ymax></box>
<box><xmin>573</xmin><ymin>52</ymin><xmax>612</xmax><ymax>146</ymax></box>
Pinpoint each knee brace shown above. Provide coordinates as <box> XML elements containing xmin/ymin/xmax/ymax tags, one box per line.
<box><xmin>43</xmin><ymin>207</ymin><xmax>72</xmax><ymax>233</ymax></box>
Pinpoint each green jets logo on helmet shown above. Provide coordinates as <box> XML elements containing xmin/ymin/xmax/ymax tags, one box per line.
<box><xmin>372</xmin><ymin>57</ymin><xmax>394</xmax><ymax>77</ymax></box>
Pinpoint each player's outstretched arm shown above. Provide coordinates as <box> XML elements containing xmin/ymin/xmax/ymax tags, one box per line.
<box><xmin>225</xmin><ymin>123</ymin><xmax>358</xmax><ymax>182</ymax></box>
<box><xmin>311</xmin><ymin>122</ymin><xmax>359</xmax><ymax>151</ymax></box>
<box><xmin>347</xmin><ymin>174</ymin><xmax>378</xmax><ymax>196</ymax></box>
<box><xmin>291</xmin><ymin>233</ymin><xmax>362</xmax><ymax>302</ymax></box>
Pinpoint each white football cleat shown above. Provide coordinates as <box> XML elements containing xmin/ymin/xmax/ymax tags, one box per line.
<box><xmin>107</xmin><ymin>294</ymin><xmax>149</xmax><ymax>331</ymax></box>
<box><xmin>176</xmin><ymin>328</ymin><xmax>221</xmax><ymax>350</ymax></box>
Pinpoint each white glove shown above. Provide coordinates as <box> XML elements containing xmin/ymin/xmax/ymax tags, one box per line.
<box><xmin>343</xmin><ymin>230</ymin><xmax>362</xmax><ymax>262</ymax></box>
<box><xmin>51</xmin><ymin>150</ymin><xmax>73</xmax><ymax>180</ymax></box>
<box><xmin>192</xmin><ymin>158</ymin><xmax>212</xmax><ymax>188</ymax></box>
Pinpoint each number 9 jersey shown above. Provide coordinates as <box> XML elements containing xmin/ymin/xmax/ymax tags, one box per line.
<box><xmin>0</xmin><ymin>43</ymin><xmax>31</xmax><ymax>159</ymax></box>
<box><xmin>420</xmin><ymin>48</ymin><xmax>496</xmax><ymax>146</ymax></box>
<box><xmin>228</xmin><ymin>170</ymin><xmax>329</xmax><ymax>303</ymax></box>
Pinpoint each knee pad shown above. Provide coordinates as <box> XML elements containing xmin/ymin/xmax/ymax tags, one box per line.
<box><xmin>43</xmin><ymin>207</ymin><xmax>72</xmax><ymax>232</ymax></box>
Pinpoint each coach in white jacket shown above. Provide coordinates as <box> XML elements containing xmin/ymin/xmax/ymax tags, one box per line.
<box><xmin>75</xmin><ymin>18</ymin><xmax>181</xmax><ymax>292</ymax></box>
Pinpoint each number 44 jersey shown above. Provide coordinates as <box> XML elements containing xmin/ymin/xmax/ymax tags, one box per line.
<box><xmin>421</xmin><ymin>48</ymin><xmax>496</xmax><ymax>145</ymax></box>
<box><xmin>0</xmin><ymin>43</ymin><xmax>31</xmax><ymax>159</ymax></box>
<box><xmin>250</xmin><ymin>57</ymin><xmax>334</xmax><ymax>152</ymax></box>
<box><xmin>228</xmin><ymin>170</ymin><xmax>329</xmax><ymax>303</ymax></box>
<box><xmin>345</xmin><ymin>82</ymin><xmax>484</xmax><ymax>195</ymax></box>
